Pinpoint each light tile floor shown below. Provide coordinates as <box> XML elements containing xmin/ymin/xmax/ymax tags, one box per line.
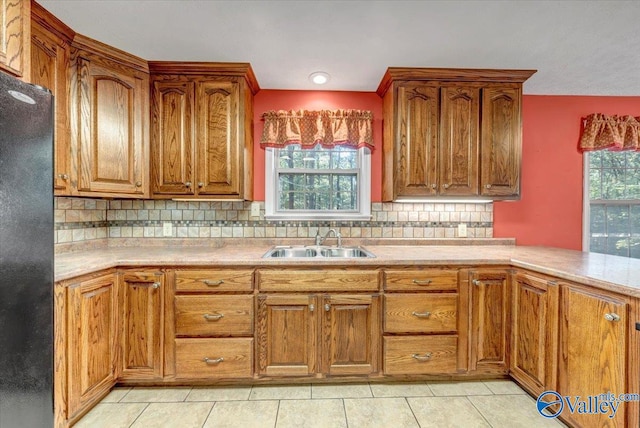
<box><xmin>75</xmin><ymin>380</ymin><xmax>567</xmax><ymax>428</ymax></box>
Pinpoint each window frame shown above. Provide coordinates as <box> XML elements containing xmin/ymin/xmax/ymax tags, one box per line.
<box><xmin>583</xmin><ymin>152</ymin><xmax>640</xmax><ymax>257</ymax></box>
<box><xmin>264</xmin><ymin>146</ymin><xmax>371</xmax><ymax>221</ymax></box>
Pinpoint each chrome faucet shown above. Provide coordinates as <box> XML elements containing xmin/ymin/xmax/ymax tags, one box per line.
<box><xmin>314</xmin><ymin>228</ymin><xmax>342</xmax><ymax>247</ymax></box>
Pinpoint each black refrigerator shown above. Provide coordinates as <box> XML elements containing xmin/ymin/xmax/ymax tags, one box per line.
<box><xmin>0</xmin><ymin>71</ymin><xmax>54</xmax><ymax>427</ymax></box>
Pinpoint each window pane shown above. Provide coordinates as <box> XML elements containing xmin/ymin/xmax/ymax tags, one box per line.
<box><xmin>277</xmin><ymin>172</ymin><xmax>357</xmax><ymax>211</ymax></box>
<box><xmin>606</xmin><ymin>205</ymin><xmax>629</xmax><ymax>235</ymax></box>
<box><xmin>601</xmin><ymin>169</ymin><xmax>625</xmax><ymax>199</ymax></box>
<box><xmin>589</xmin><ymin>169</ymin><xmax>602</xmax><ymax>199</ymax></box>
<box><xmin>590</xmin><ymin>205</ymin><xmax>605</xmax><ymax>235</ymax></box>
<box><xmin>606</xmin><ymin>236</ymin><xmax>629</xmax><ymax>257</ymax></box>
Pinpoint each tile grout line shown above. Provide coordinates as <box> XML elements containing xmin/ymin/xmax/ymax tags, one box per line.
<box><xmin>341</xmin><ymin>398</ymin><xmax>349</xmax><ymax>428</ymax></box>
<box><xmin>201</xmin><ymin>401</ymin><xmax>216</xmax><ymax>428</ymax></box>
<box><xmin>404</xmin><ymin>396</ymin><xmax>423</xmax><ymax>428</ymax></box>
<box><xmin>465</xmin><ymin>395</ymin><xmax>496</xmax><ymax>428</ymax></box>
<box><xmin>273</xmin><ymin>400</ymin><xmax>281</xmax><ymax>428</ymax></box>
<box><xmin>126</xmin><ymin>402</ymin><xmax>150</xmax><ymax>428</ymax></box>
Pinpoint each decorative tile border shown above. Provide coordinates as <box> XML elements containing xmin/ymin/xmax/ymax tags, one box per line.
<box><xmin>54</xmin><ymin>198</ymin><xmax>494</xmax><ymax>244</ymax></box>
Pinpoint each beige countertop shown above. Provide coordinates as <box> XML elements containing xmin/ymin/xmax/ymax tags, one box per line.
<box><xmin>54</xmin><ymin>240</ymin><xmax>640</xmax><ymax>298</ymax></box>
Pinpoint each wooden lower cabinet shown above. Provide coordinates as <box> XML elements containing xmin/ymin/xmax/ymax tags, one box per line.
<box><xmin>469</xmin><ymin>269</ymin><xmax>510</xmax><ymax>373</ymax></box>
<box><xmin>558</xmin><ymin>282</ymin><xmax>634</xmax><ymax>428</ymax></box>
<box><xmin>119</xmin><ymin>271</ymin><xmax>164</xmax><ymax>380</ymax></box>
<box><xmin>384</xmin><ymin>336</ymin><xmax>458</xmax><ymax>375</ymax></box>
<box><xmin>510</xmin><ymin>272</ymin><xmax>559</xmax><ymax>397</ymax></box>
<box><xmin>321</xmin><ymin>295</ymin><xmax>380</xmax><ymax>375</ymax></box>
<box><xmin>257</xmin><ymin>294</ymin><xmax>317</xmax><ymax>376</ymax></box>
<box><xmin>175</xmin><ymin>338</ymin><xmax>253</xmax><ymax>379</ymax></box>
<box><xmin>66</xmin><ymin>273</ymin><xmax>118</xmax><ymax>421</ymax></box>
<box><xmin>257</xmin><ymin>293</ymin><xmax>380</xmax><ymax>377</ymax></box>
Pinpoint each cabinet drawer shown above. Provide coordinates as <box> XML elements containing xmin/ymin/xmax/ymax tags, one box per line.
<box><xmin>175</xmin><ymin>338</ymin><xmax>253</xmax><ymax>378</ymax></box>
<box><xmin>175</xmin><ymin>270</ymin><xmax>253</xmax><ymax>292</ymax></box>
<box><xmin>384</xmin><ymin>294</ymin><xmax>457</xmax><ymax>333</ymax></box>
<box><xmin>257</xmin><ymin>269</ymin><xmax>379</xmax><ymax>292</ymax></box>
<box><xmin>175</xmin><ymin>295</ymin><xmax>253</xmax><ymax>336</ymax></box>
<box><xmin>384</xmin><ymin>336</ymin><xmax>458</xmax><ymax>375</ymax></box>
<box><xmin>384</xmin><ymin>269</ymin><xmax>458</xmax><ymax>292</ymax></box>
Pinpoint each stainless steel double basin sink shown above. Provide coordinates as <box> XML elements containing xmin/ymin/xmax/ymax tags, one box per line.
<box><xmin>262</xmin><ymin>245</ymin><xmax>375</xmax><ymax>259</ymax></box>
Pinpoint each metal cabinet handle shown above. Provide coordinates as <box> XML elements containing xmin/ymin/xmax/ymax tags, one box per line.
<box><xmin>485</xmin><ymin>184</ymin><xmax>492</xmax><ymax>189</ymax></box>
<box><xmin>203</xmin><ymin>279</ymin><xmax>224</xmax><ymax>286</ymax></box>
<box><xmin>309</xmin><ymin>304</ymin><xmax>315</xmax><ymax>312</ymax></box>
<box><xmin>604</xmin><ymin>313</ymin><xmax>621</xmax><ymax>322</ymax></box>
<box><xmin>324</xmin><ymin>304</ymin><xmax>331</xmax><ymax>312</ymax></box>
<box><xmin>185</xmin><ymin>181</ymin><xmax>192</xmax><ymax>187</ymax></box>
<box><xmin>443</xmin><ymin>183</ymin><xmax>450</xmax><ymax>189</ymax></box>
<box><xmin>412</xmin><ymin>311</ymin><xmax>432</xmax><ymax>319</ymax></box>
<box><xmin>431</xmin><ymin>184</ymin><xmax>437</xmax><ymax>189</ymax></box>
<box><xmin>411</xmin><ymin>353</ymin><xmax>432</xmax><ymax>361</ymax></box>
<box><xmin>472</xmin><ymin>279</ymin><xmax>481</xmax><ymax>286</ymax></box>
<box><xmin>135</xmin><ymin>181</ymin><xmax>142</xmax><ymax>187</ymax></box>
<box><xmin>412</xmin><ymin>279</ymin><xmax>432</xmax><ymax>286</ymax></box>
<box><xmin>198</xmin><ymin>182</ymin><xmax>204</xmax><ymax>188</ymax></box>
<box><xmin>58</xmin><ymin>173</ymin><xmax>69</xmax><ymax>180</ymax></box>
<box><xmin>203</xmin><ymin>313</ymin><xmax>224</xmax><ymax>321</ymax></box>
<box><xmin>151</xmin><ymin>282</ymin><xmax>161</xmax><ymax>289</ymax></box>
<box><xmin>202</xmin><ymin>357</ymin><xmax>224</xmax><ymax>365</ymax></box>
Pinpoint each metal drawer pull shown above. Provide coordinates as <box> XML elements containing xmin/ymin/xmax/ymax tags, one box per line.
<box><xmin>203</xmin><ymin>279</ymin><xmax>224</xmax><ymax>286</ymax></box>
<box><xmin>151</xmin><ymin>282</ymin><xmax>161</xmax><ymax>289</ymax></box>
<box><xmin>202</xmin><ymin>357</ymin><xmax>224</xmax><ymax>365</ymax></box>
<box><xmin>203</xmin><ymin>313</ymin><xmax>224</xmax><ymax>321</ymax></box>
<box><xmin>411</xmin><ymin>353</ymin><xmax>432</xmax><ymax>362</ymax></box>
<box><xmin>412</xmin><ymin>311</ymin><xmax>432</xmax><ymax>318</ymax></box>
<box><xmin>604</xmin><ymin>313</ymin><xmax>621</xmax><ymax>322</ymax></box>
<box><xmin>309</xmin><ymin>304</ymin><xmax>315</xmax><ymax>312</ymax></box>
<box><xmin>412</xmin><ymin>279</ymin><xmax>432</xmax><ymax>285</ymax></box>
<box><xmin>324</xmin><ymin>304</ymin><xmax>331</xmax><ymax>312</ymax></box>
<box><xmin>472</xmin><ymin>279</ymin><xmax>481</xmax><ymax>286</ymax></box>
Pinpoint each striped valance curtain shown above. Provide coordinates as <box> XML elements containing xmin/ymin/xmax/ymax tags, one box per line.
<box><xmin>579</xmin><ymin>113</ymin><xmax>640</xmax><ymax>152</ymax></box>
<box><xmin>260</xmin><ymin>109</ymin><xmax>374</xmax><ymax>151</ymax></box>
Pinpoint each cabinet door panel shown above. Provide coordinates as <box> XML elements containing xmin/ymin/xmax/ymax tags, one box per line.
<box><xmin>197</xmin><ymin>80</ymin><xmax>240</xmax><ymax>196</ymax></box>
<box><xmin>120</xmin><ymin>272</ymin><xmax>163</xmax><ymax>380</ymax></box>
<box><xmin>76</xmin><ymin>58</ymin><xmax>147</xmax><ymax>195</ymax></box>
<box><xmin>396</xmin><ymin>84</ymin><xmax>439</xmax><ymax>197</ymax></box>
<box><xmin>481</xmin><ymin>87</ymin><xmax>521</xmax><ymax>196</ymax></box>
<box><xmin>257</xmin><ymin>294</ymin><xmax>316</xmax><ymax>376</ymax></box>
<box><xmin>322</xmin><ymin>295</ymin><xmax>380</xmax><ymax>375</ymax></box>
<box><xmin>510</xmin><ymin>273</ymin><xmax>558</xmax><ymax>396</ymax></box>
<box><xmin>558</xmin><ymin>284</ymin><xmax>628</xmax><ymax>428</ymax></box>
<box><xmin>439</xmin><ymin>86</ymin><xmax>479</xmax><ymax>195</ymax></box>
<box><xmin>470</xmin><ymin>270</ymin><xmax>509</xmax><ymax>373</ymax></box>
<box><xmin>0</xmin><ymin>0</ymin><xmax>29</xmax><ymax>77</ymax></box>
<box><xmin>151</xmin><ymin>81</ymin><xmax>195</xmax><ymax>194</ymax></box>
<box><xmin>67</xmin><ymin>274</ymin><xmax>117</xmax><ymax>419</ymax></box>
<box><xmin>31</xmin><ymin>25</ymin><xmax>71</xmax><ymax>194</ymax></box>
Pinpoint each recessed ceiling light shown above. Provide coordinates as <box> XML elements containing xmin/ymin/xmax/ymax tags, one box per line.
<box><xmin>309</xmin><ymin>71</ymin><xmax>330</xmax><ymax>85</ymax></box>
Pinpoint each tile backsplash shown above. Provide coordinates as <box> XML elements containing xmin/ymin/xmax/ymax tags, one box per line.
<box><xmin>54</xmin><ymin>197</ymin><xmax>493</xmax><ymax>245</ymax></box>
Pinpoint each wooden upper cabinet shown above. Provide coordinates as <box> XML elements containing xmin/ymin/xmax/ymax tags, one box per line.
<box><xmin>481</xmin><ymin>86</ymin><xmax>522</xmax><ymax>196</ymax></box>
<box><xmin>378</xmin><ymin>68</ymin><xmax>535</xmax><ymax>201</ymax></box>
<box><xmin>30</xmin><ymin>3</ymin><xmax>74</xmax><ymax>195</ymax></box>
<box><xmin>197</xmin><ymin>80</ymin><xmax>240</xmax><ymax>196</ymax></box>
<box><xmin>439</xmin><ymin>85</ymin><xmax>479</xmax><ymax>196</ymax></box>
<box><xmin>0</xmin><ymin>0</ymin><xmax>29</xmax><ymax>78</ymax></box>
<box><xmin>395</xmin><ymin>84</ymin><xmax>439</xmax><ymax>197</ymax></box>
<box><xmin>149</xmin><ymin>62</ymin><xmax>259</xmax><ymax>200</ymax></box>
<box><xmin>151</xmin><ymin>80</ymin><xmax>195</xmax><ymax>195</ymax></box>
<box><xmin>71</xmin><ymin>35</ymin><xmax>149</xmax><ymax>198</ymax></box>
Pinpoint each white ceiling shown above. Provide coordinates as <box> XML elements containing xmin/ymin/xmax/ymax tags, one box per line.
<box><xmin>39</xmin><ymin>0</ymin><xmax>640</xmax><ymax>96</ymax></box>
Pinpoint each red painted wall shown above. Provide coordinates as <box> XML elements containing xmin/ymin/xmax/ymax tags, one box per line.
<box><xmin>253</xmin><ymin>90</ymin><xmax>383</xmax><ymax>201</ymax></box>
<box><xmin>253</xmin><ymin>90</ymin><xmax>640</xmax><ymax>250</ymax></box>
<box><xmin>493</xmin><ymin>95</ymin><xmax>640</xmax><ymax>250</ymax></box>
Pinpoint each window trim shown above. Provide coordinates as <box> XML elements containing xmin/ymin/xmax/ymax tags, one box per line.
<box><xmin>264</xmin><ymin>147</ymin><xmax>371</xmax><ymax>221</ymax></box>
